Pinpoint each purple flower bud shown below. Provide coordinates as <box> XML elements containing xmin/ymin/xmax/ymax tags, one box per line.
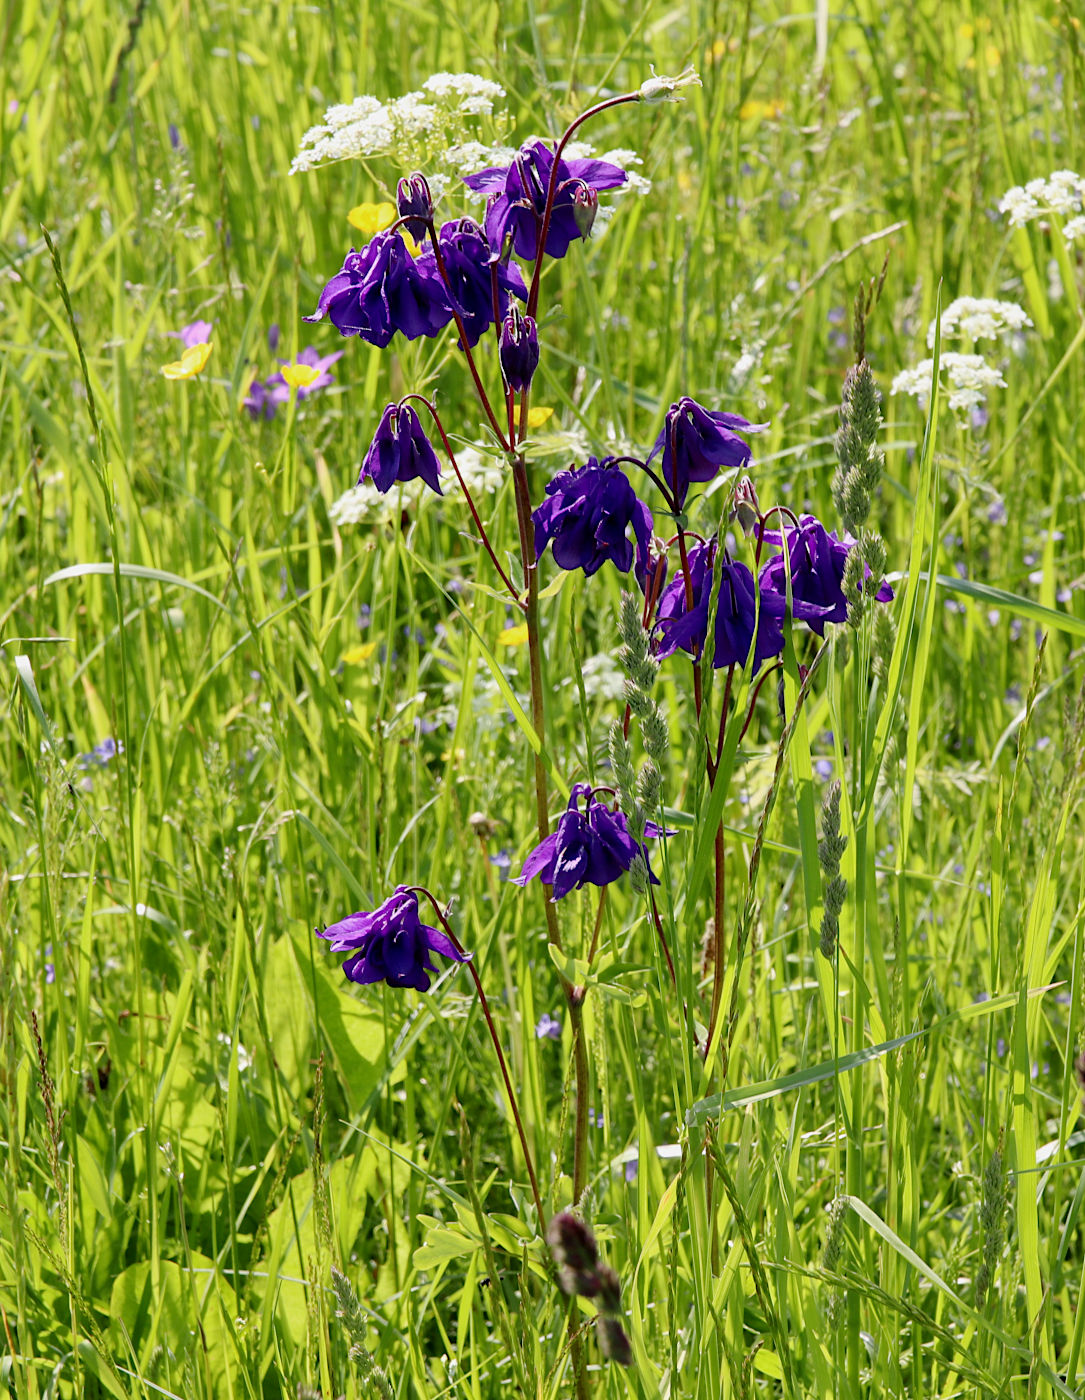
<box><xmin>569</xmin><ymin>180</ymin><xmax>599</xmax><ymax>237</ymax></box>
<box><xmin>267</xmin><ymin>322</ymin><xmax>280</xmax><ymax>352</ymax></box>
<box><xmin>499</xmin><ymin>307</ymin><xmax>540</xmax><ymax>393</ymax></box>
<box><xmin>730</xmin><ymin>476</ymin><xmax>761</xmax><ymax>537</ymax></box>
<box><xmin>397</xmin><ymin>172</ymin><xmax>434</xmax><ymax>241</ymax></box>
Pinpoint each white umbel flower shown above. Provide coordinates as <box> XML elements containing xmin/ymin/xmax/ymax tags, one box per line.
<box><xmin>926</xmin><ymin>297</ymin><xmax>1032</xmax><ymax>349</ymax></box>
<box><xmin>998</xmin><ymin>169</ymin><xmax>1085</xmax><ymax>226</ymax></box>
<box><xmin>891</xmin><ymin>353</ymin><xmax>1007</xmax><ymax>413</ymax></box>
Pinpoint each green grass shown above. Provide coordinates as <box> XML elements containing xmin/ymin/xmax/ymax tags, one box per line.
<box><xmin>2</xmin><ymin>1</ymin><xmax>1085</xmax><ymax>1397</ymax></box>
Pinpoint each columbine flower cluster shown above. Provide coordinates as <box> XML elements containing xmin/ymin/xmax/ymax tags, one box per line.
<box><xmin>301</xmin><ymin>76</ymin><xmax>893</xmax><ymax>1374</ymax></box>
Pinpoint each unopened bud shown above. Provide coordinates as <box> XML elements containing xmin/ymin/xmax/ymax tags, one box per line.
<box><xmin>396</xmin><ymin>172</ymin><xmax>433</xmax><ymax>240</ymax></box>
<box><xmin>639</xmin><ymin>66</ymin><xmax>702</xmax><ymax>103</ymax></box>
<box><xmin>569</xmin><ymin>180</ymin><xmax>599</xmax><ymax>237</ymax></box>
<box><xmin>730</xmin><ymin>476</ymin><xmax>761</xmax><ymax>537</ymax></box>
<box><xmin>499</xmin><ymin>307</ymin><xmax>540</xmax><ymax>394</ymax></box>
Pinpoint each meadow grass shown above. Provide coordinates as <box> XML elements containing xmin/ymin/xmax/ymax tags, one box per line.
<box><xmin>2</xmin><ymin>1</ymin><xmax>1085</xmax><ymax>1397</ymax></box>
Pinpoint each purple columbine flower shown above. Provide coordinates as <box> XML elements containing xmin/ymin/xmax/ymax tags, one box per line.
<box><xmin>532</xmin><ymin>458</ymin><xmax>654</xmax><ymax>578</ymax></box>
<box><xmin>499</xmin><ymin>306</ymin><xmax>539</xmax><ymax>392</ymax></box>
<box><xmin>656</xmin><ymin>542</ymin><xmax>786</xmax><ymax>672</ymax></box>
<box><xmin>360</xmin><ymin>402</ymin><xmax>443</xmax><ymax>495</ymax></box>
<box><xmin>304</xmin><ymin>231</ymin><xmax>452</xmax><ymax>346</ymax></box>
<box><xmin>513</xmin><ymin>783</ymin><xmax>666</xmax><ymax>901</ymax></box>
<box><xmin>463</xmin><ymin>138</ymin><xmax>627</xmax><ymax>261</ymax></box>
<box><xmin>759</xmin><ymin>515</ymin><xmax>893</xmax><ymax>634</ymax></box>
<box><xmin>648</xmin><ymin>397</ymin><xmax>765</xmax><ymax>510</ymax></box>
<box><xmin>172</xmin><ymin>319</ymin><xmax>213</xmax><ymax>348</ymax></box>
<box><xmin>316</xmin><ymin>885</ymin><xmax>468</xmax><ymax>992</ymax></box>
<box><xmin>416</xmin><ymin>218</ymin><xmax>527</xmax><ymax>347</ymax></box>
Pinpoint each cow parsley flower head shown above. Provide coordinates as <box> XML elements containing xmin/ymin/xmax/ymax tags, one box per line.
<box><xmin>927</xmin><ymin>297</ymin><xmax>1032</xmax><ymax>349</ymax></box>
<box><xmin>998</xmin><ymin>169</ymin><xmax>1085</xmax><ymax>226</ymax></box>
<box><xmin>891</xmin><ymin>354</ymin><xmax>1007</xmax><ymax>413</ymax></box>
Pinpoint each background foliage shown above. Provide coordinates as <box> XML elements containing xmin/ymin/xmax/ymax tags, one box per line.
<box><xmin>2</xmin><ymin>0</ymin><xmax>1085</xmax><ymax>1397</ymax></box>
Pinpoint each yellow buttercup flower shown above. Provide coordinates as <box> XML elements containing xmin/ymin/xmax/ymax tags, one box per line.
<box><xmin>498</xmin><ymin>623</ymin><xmax>529</xmax><ymax>647</ymax></box>
<box><xmin>280</xmin><ymin>361</ymin><xmax>321</xmax><ymax>390</ymax></box>
<box><xmin>348</xmin><ymin>201</ymin><xmax>396</xmax><ymax>236</ymax></box>
<box><xmin>526</xmin><ymin>405</ymin><xmax>553</xmax><ymax>429</ymax></box>
<box><xmin>161</xmin><ymin>341</ymin><xmax>213</xmax><ymax>380</ymax></box>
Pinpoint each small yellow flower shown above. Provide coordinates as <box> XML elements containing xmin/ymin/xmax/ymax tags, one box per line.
<box><xmin>498</xmin><ymin>623</ymin><xmax>529</xmax><ymax>647</ymax></box>
<box><xmin>161</xmin><ymin>341</ymin><xmax>213</xmax><ymax>380</ymax></box>
<box><xmin>280</xmin><ymin>361</ymin><xmax>321</xmax><ymax>390</ymax></box>
<box><xmin>957</xmin><ymin>21</ymin><xmax>974</xmax><ymax>39</ymax></box>
<box><xmin>985</xmin><ymin>44</ymin><xmax>1001</xmax><ymax>67</ymax></box>
<box><xmin>341</xmin><ymin>641</ymin><xmax>379</xmax><ymax>665</ymax></box>
<box><xmin>347</xmin><ymin>201</ymin><xmax>396</xmax><ymax>236</ymax></box>
<box><xmin>739</xmin><ymin>98</ymin><xmax>785</xmax><ymax>122</ymax></box>
<box><xmin>526</xmin><ymin>405</ymin><xmax>553</xmax><ymax>429</ymax></box>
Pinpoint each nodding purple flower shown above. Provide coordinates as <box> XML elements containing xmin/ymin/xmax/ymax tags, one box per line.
<box><xmin>397</xmin><ymin>172</ymin><xmax>434</xmax><ymax>241</ymax></box>
<box><xmin>360</xmin><ymin>402</ymin><xmax>443</xmax><ymax>495</ymax></box>
<box><xmin>499</xmin><ymin>306</ymin><xmax>539</xmax><ymax>393</ymax></box>
<box><xmin>416</xmin><ymin>218</ymin><xmax>527</xmax><ymax>347</ymax></box>
<box><xmin>532</xmin><ymin>458</ymin><xmax>654</xmax><ymax>578</ymax></box>
<box><xmin>648</xmin><ymin>398</ymin><xmax>765</xmax><ymax>510</ymax></box>
<box><xmin>316</xmin><ymin>885</ymin><xmax>468</xmax><ymax>992</ymax></box>
<box><xmin>304</xmin><ymin>231</ymin><xmax>452</xmax><ymax>346</ymax></box>
<box><xmin>656</xmin><ymin>542</ymin><xmax>786</xmax><ymax>672</ymax></box>
<box><xmin>513</xmin><ymin>783</ymin><xmax>667</xmax><ymax>901</ymax></box>
<box><xmin>463</xmin><ymin>138</ymin><xmax>627</xmax><ymax>261</ymax></box>
<box><xmin>759</xmin><ymin>515</ymin><xmax>893</xmax><ymax>634</ymax></box>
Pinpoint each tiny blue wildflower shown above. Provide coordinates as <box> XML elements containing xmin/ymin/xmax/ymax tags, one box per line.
<box><xmin>535</xmin><ymin>1011</ymin><xmax>562</xmax><ymax>1040</ymax></box>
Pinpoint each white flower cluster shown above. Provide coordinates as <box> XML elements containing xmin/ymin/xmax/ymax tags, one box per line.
<box><xmin>328</xmin><ymin>478</ymin><xmax>432</xmax><ymax>525</ymax></box>
<box><xmin>446</xmin><ymin>140</ymin><xmax>517</xmax><ymax>174</ymax></box>
<box><xmin>446</xmin><ymin>447</ymin><xmax>507</xmax><ymax>496</ymax></box>
<box><xmin>891</xmin><ymin>353</ymin><xmax>1007</xmax><ymax>413</ymax></box>
<box><xmin>578</xmin><ymin>653</ymin><xmax>627</xmax><ymax>703</ymax></box>
<box><xmin>292</xmin><ymin>73</ymin><xmax>507</xmax><ymax>174</ymax></box>
<box><xmin>926</xmin><ymin>297</ymin><xmax>1032</xmax><ymax>349</ymax></box>
<box><xmin>1063</xmin><ymin>215</ymin><xmax>1085</xmax><ymax>243</ymax></box>
<box><xmin>998</xmin><ymin>170</ymin><xmax>1085</xmax><ymax>228</ymax></box>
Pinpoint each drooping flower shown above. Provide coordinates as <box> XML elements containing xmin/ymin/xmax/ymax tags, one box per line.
<box><xmin>655</xmin><ymin>541</ymin><xmax>785</xmax><ymax>671</ymax></box>
<box><xmin>316</xmin><ymin>885</ymin><xmax>468</xmax><ymax>992</ymax></box>
<box><xmin>499</xmin><ymin>306</ymin><xmax>539</xmax><ymax>392</ymax></box>
<box><xmin>532</xmin><ymin>458</ymin><xmax>653</xmax><ymax>578</ymax></box>
<box><xmin>360</xmin><ymin>402</ymin><xmax>443</xmax><ymax>495</ymax></box>
<box><xmin>648</xmin><ymin>397</ymin><xmax>764</xmax><ymax>510</ymax></box>
<box><xmin>415</xmin><ymin>218</ymin><xmax>526</xmax><ymax>346</ymax></box>
<box><xmin>513</xmin><ymin>783</ymin><xmax>666</xmax><ymax>901</ymax></box>
<box><xmin>758</xmin><ymin>515</ymin><xmax>893</xmax><ymax>634</ymax></box>
<box><xmin>463</xmin><ymin>137</ymin><xmax>627</xmax><ymax>260</ymax></box>
<box><xmin>304</xmin><ymin>231</ymin><xmax>452</xmax><ymax>346</ymax></box>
